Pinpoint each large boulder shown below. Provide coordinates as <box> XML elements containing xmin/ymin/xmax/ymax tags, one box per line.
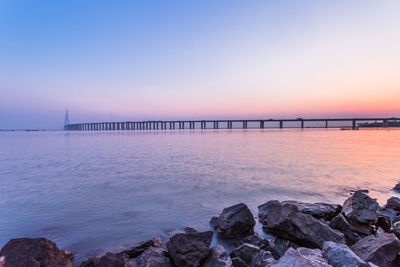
<box><xmin>267</xmin><ymin>237</ymin><xmax>299</xmax><ymax>259</ymax></box>
<box><xmin>342</xmin><ymin>191</ymin><xmax>379</xmax><ymax>225</ymax></box>
<box><xmin>201</xmin><ymin>245</ymin><xmax>232</xmax><ymax>267</ymax></box>
<box><xmin>130</xmin><ymin>247</ymin><xmax>172</xmax><ymax>267</ymax></box>
<box><xmin>269</xmin><ymin>247</ymin><xmax>331</xmax><ymax>267</ymax></box>
<box><xmin>258</xmin><ymin>200</ymin><xmax>281</xmax><ymax>223</ymax></box>
<box><xmin>0</xmin><ymin>238</ymin><xmax>73</xmax><ymax>267</ymax></box>
<box><xmin>261</xmin><ymin>202</ymin><xmax>345</xmax><ymax>249</ymax></box>
<box><xmin>281</xmin><ymin>201</ymin><xmax>341</xmax><ymax>221</ymax></box>
<box><xmin>166</xmin><ymin>230</ymin><xmax>213</xmax><ymax>267</ymax></box>
<box><xmin>116</xmin><ymin>237</ymin><xmax>162</xmax><ymax>259</ymax></box>
<box><xmin>216</xmin><ymin>203</ymin><xmax>255</xmax><ymax>238</ymax></box>
<box><xmin>351</xmin><ymin>233</ymin><xmax>400</xmax><ymax>267</ymax></box>
<box><xmin>385</xmin><ymin>197</ymin><xmax>400</xmax><ymax>212</ymax></box>
<box><xmin>393</xmin><ymin>182</ymin><xmax>400</xmax><ymax>193</ymax></box>
<box><xmin>229</xmin><ymin>243</ymin><xmax>274</xmax><ymax>267</ymax></box>
<box><xmin>322</xmin><ymin>241</ymin><xmax>370</xmax><ymax>267</ymax></box>
<box><xmin>329</xmin><ymin>214</ymin><xmax>362</xmax><ymax>245</ymax></box>
<box><xmin>80</xmin><ymin>253</ymin><xmax>128</xmax><ymax>267</ymax></box>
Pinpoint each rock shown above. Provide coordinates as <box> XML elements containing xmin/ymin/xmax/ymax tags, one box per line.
<box><xmin>268</xmin><ymin>237</ymin><xmax>299</xmax><ymax>259</ymax></box>
<box><xmin>166</xmin><ymin>230</ymin><xmax>213</xmax><ymax>267</ymax></box>
<box><xmin>281</xmin><ymin>201</ymin><xmax>341</xmax><ymax>220</ymax></box>
<box><xmin>184</xmin><ymin>227</ymin><xmax>198</xmax><ymax>234</ymax></box>
<box><xmin>201</xmin><ymin>245</ymin><xmax>232</xmax><ymax>267</ymax></box>
<box><xmin>229</xmin><ymin>243</ymin><xmax>273</xmax><ymax>267</ymax></box>
<box><xmin>379</xmin><ymin>207</ymin><xmax>399</xmax><ymax>226</ymax></box>
<box><xmin>130</xmin><ymin>247</ymin><xmax>172</xmax><ymax>267</ymax></box>
<box><xmin>80</xmin><ymin>253</ymin><xmax>128</xmax><ymax>267</ymax></box>
<box><xmin>210</xmin><ymin>217</ymin><xmax>219</xmax><ymax>230</ymax></box>
<box><xmin>216</xmin><ymin>203</ymin><xmax>256</xmax><ymax>238</ymax></box>
<box><xmin>261</xmin><ymin>202</ymin><xmax>345</xmax><ymax>249</ymax></box>
<box><xmin>385</xmin><ymin>197</ymin><xmax>400</xmax><ymax>211</ymax></box>
<box><xmin>0</xmin><ymin>256</ymin><xmax>4</xmax><ymax>267</ymax></box>
<box><xmin>342</xmin><ymin>190</ymin><xmax>379</xmax><ymax>225</ymax></box>
<box><xmin>322</xmin><ymin>241</ymin><xmax>370</xmax><ymax>267</ymax></box>
<box><xmin>258</xmin><ymin>200</ymin><xmax>281</xmax><ymax>223</ymax></box>
<box><xmin>393</xmin><ymin>221</ymin><xmax>400</xmax><ymax>239</ymax></box>
<box><xmin>269</xmin><ymin>247</ymin><xmax>331</xmax><ymax>267</ymax></box>
<box><xmin>0</xmin><ymin>237</ymin><xmax>73</xmax><ymax>267</ymax></box>
<box><xmin>240</xmin><ymin>233</ymin><xmax>269</xmax><ymax>250</ymax></box>
<box><xmin>351</xmin><ymin>233</ymin><xmax>400</xmax><ymax>267</ymax></box>
<box><xmin>377</xmin><ymin>214</ymin><xmax>392</xmax><ymax>232</ymax></box>
<box><xmin>329</xmin><ymin>214</ymin><xmax>362</xmax><ymax>245</ymax></box>
<box><xmin>116</xmin><ymin>237</ymin><xmax>162</xmax><ymax>259</ymax></box>
<box><xmin>393</xmin><ymin>182</ymin><xmax>400</xmax><ymax>192</ymax></box>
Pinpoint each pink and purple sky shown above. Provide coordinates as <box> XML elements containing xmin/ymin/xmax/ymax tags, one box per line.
<box><xmin>1</xmin><ymin>1</ymin><xmax>399</xmax><ymax>129</ymax></box>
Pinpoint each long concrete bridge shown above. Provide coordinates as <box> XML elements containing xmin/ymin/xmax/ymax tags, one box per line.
<box><xmin>64</xmin><ymin>117</ymin><xmax>400</xmax><ymax>131</ymax></box>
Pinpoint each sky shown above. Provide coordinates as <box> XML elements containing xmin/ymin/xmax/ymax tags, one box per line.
<box><xmin>1</xmin><ymin>0</ymin><xmax>400</xmax><ymax>129</ymax></box>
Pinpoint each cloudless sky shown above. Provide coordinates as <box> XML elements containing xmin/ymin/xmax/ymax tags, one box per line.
<box><xmin>1</xmin><ymin>0</ymin><xmax>400</xmax><ymax>129</ymax></box>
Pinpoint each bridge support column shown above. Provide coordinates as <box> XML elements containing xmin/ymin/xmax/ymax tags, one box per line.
<box><xmin>352</xmin><ymin>120</ymin><xmax>356</xmax><ymax>129</ymax></box>
<box><xmin>279</xmin><ymin>121</ymin><xmax>283</xmax><ymax>129</ymax></box>
<box><xmin>301</xmin><ymin>120</ymin><xmax>304</xmax><ymax>129</ymax></box>
<box><xmin>260</xmin><ymin>121</ymin><xmax>264</xmax><ymax>129</ymax></box>
<box><xmin>325</xmin><ymin>120</ymin><xmax>328</xmax><ymax>128</ymax></box>
<box><xmin>383</xmin><ymin>120</ymin><xmax>388</xmax><ymax>127</ymax></box>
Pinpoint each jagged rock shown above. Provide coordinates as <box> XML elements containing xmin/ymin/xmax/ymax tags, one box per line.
<box><xmin>229</xmin><ymin>243</ymin><xmax>273</xmax><ymax>267</ymax></box>
<box><xmin>269</xmin><ymin>247</ymin><xmax>331</xmax><ymax>267</ymax></box>
<box><xmin>240</xmin><ymin>233</ymin><xmax>269</xmax><ymax>250</ymax></box>
<box><xmin>393</xmin><ymin>221</ymin><xmax>400</xmax><ymax>239</ymax></box>
<box><xmin>201</xmin><ymin>245</ymin><xmax>232</xmax><ymax>267</ymax></box>
<box><xmin>379</xmin><ymin>207</ymin><xmax>399</xmax><ymax>226</ymax></box>
<box><xmin>184</xmin><ymin>227</ymin><xmax>198</xmax><ymax>234</ymax></box>
<box><xmin>0</xmin><ymin>256</ymin><xmax>5</xmax><ymax>267</ymax></box>
<box><xmin>342</xmin><ymin>191</ymin><xmax>379</xmax><ymax>225</ymax></box>
<box><xmin>80</xmin><ymin>253</ymin><xmax>128</xmax><ymax>267</ymax></box>
<box><xmin>393</xmin><ymin>183</ymin><xmax>400</xmax><ymax>192</ymax></box>
<box><xmin>216</xmin><ymin>203</ymin><xmax>256</xmax><ymax>238</ymax></box>
<box><xmin>258</xmin><ymin>200</ymin><xmax>281</xmax><ymax>223</ymax></box>
<box><xmin>268</xmin><ymin>237</ymin><xmax>299</xmax><ymax>259</ymax></box>
<box><xmin>130</xmin><ymin>247</ymin><xmax>172</xmax><ymax>267</ymax></box>
<box><xmin>385</xmin><ymin>197</ymin><xmax>400</xmax><ymax>211</ymax></box>
<box><xmin>210</xmin><ymin>217</ymin><xmax>219</xmax><ymax>230</ymax></box>
<box><xmin>329</xmin><ymin>214</ymin><xmax>362</xmax><ymax>245</ymax></box>
<box><xmin>351</xmin><ymin>233</ymin><xmax>400</xmax><ymax>267</ymax></box>
<box><xmin>322</xmin><ymin>241</ymin><xmax>370</xmax><ymax>267</ymax></box>
<box><xmin>377</xmin><ymin>215</ymin><xmax>392</xmax><ymax>232</ymax></box>
<box><xmin>281</xmin><ymin>201</ymin><xmax>341</xmax><ymax>220</ymax></box>
<box><xmin>116</xmin><ymin>237</ymin><xmax>162</xmax><ymax>259</ymax></box>
<box><xmin>166</xmin><ymin>230</ymin><xmax>213</xmax><ymax>267</ymax></box>
<box><xmin>261</xmin><ymin>202</ymin><xmax>345</xmax><ymax>248</ymax></box>
<box><xmin>0</xmin><ymin>238</ymin><xmax>73</xmax><ymax>267</ymax></box>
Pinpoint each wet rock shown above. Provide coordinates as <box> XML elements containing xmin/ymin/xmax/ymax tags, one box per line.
<box><xmin>269</xmin><ymin>247</ymin><xmax>331</xmax><ymax>267</ymax></box>
<box><xmin>166</xmin><ymin>230</ymin><xmax>213</xmax><ymax>267</ymax></box>
<box><xmin>393</xmin><ymin>221</ymin><xmax>400</xmax><ymax>239</ymax></box>
<box><xmin>393</xmin><ymin>182</ymin><xmax>400</xmax><ymax>192</ymax></box>
<box><xmin>240</xmin><ymin>233</ymin><xmax>269</xmax><ymax>250</ymax></box>
<box><xmin>80</xmin><ymin>253</ymin><xmax>128</xmax><ymax>267</ymax></box>
<box><xmin>377</xmin><ymin>215</ymin><xmax>392</xmax><ymax>232</ymax></box>
<box><xmin>229</xmin><ymin>243</ymin><xmax>273</xmax><ymax>267</ymax></box>
<box><xmin>0</xmin><ymin>256</ymin><xmax>4</xmax><ymax>267</ymax></box>
<box><xmin>351</xmin><ymin>233</ymin><xmax>400</xmax><ymax>267</ymax></box>
<box><xmin>184</xmin><ymin>227</ymin><xmax>198</xmax><ymax>234</ymax></box>
<box><xmin>258</xmin><ymin>200</ymin><xmax>281</xmax><ymax>223</ymax></box>
<box><xmin>209</xmin><ymin>217</ymin><xmax>219</xmax><ymax>230</ymax></box>
<box><xmin>268</xmin><ymin>237</ymin><xmax>299</xmax><ymax>259</ymax></box>
<box><xmin>322</xmin><ymin>241</ymin><xmax>370</xmax><ymax>267</ymax></box>
<box><xmin>216</xmin><ymin>203</ymin><xmax>256</xmax><ymax>238</ymax></box>
<box><xmin>116</xmin><ymin>237</ymin><xmax>162</xmax><ymax>259</ymax></box>
<box><xmin>329</xmin><ymin>213</ymin><xmax>362</xmax><ymax>245</ymax></box>
<box><xmin>130</xmin><ymin>247</ymin><xmax>172</xmax><ymax>267</ymax></box>
<box><xmin>342</xmin><ymin>190</ymin><xmax>379</xmax><ymax>225</ymax></box>
<box><xmin>0</xmin><ymin>237</ymin><xmax>73</xmax><ymax>267</ymax></box>
<box><xmin>379</xmin><ymin>207</ymin><xmax>399</xmax><ymax>226</ymax></box>
<box><xmin>281</xmin><ymin>201</ymin><xmax>341</xmax><ymax>220</ymax></box>
<box><xmin>201</xmin><ymin>245</ymin><xmax>232</xmax><ymax>267</ymax></box>
<box><xmin>261</xmin><ymin>202</ymin><xmax>345</xmax><ymax>248</ymax></box>
<box><xmin>385</xmin><ymin>197</ymin><xmax>400</xmax><ymax>212</ymax></box>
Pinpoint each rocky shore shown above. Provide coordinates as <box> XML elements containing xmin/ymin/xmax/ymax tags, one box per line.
<box><xmin>2</xmin><ymin>185</ymin><xmax>400</xmax><ymax>267</ymax></box>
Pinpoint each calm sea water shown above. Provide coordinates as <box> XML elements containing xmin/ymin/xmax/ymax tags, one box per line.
<box><xmin>1</xmin><ymin>129</ymin><xmax>400</xmax><ymax>263</ymax></box>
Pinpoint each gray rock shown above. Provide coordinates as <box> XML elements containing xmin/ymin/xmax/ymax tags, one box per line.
<box><xmin>80</xmin><ymin>253</ymin><xmax>128</xmax><ymax>267</ymax></box>
<box><xmin>261</xmin><ymin>202</ymin><xmax>345</xmax><ymax>249</ymax></box>
<box><xmin>201</xmin><ymin>245</ymin><xmax>232</xmax><ymax>267</ymax></box>
<box><xmin>281</xmin><ymin>201</ymin><xmax>341</xmax><ymax>220</ymax></box>
<box><xmin>253</xmin><ymin>250</ymin><xmax>276</xmax><ymax>266</ymax></box>
<box><xmin>166</xmin><ymin>230</ymin><xmax>213</xmax><ymax>267</ymax></box>
<box><xmin>217</xmin><ymin>203</ymin><xmax>256</xmax><ymax>238</ymax></box>
<box><xmin>393</xmin><ymin>182</ymin><xmax>400</xmax><ymax>192</ymax></box>
<box><xmin>342</xmin><ymin>190</ymin><xmax>379</xmax><ymax>225</ymax></box>
<box><xmin>267</xmin><ymin>236</ymin><xmax>299</xmax><ymax>259</ymax></box>
<box><xmin>269</xmin><ymin>247</ymin><xmax>331</xmax><ymax>267</ymax></box>
<box><xmin>0</xmin><ymin>237</ymin><xmax>74</xmax><ymax>267</ymax></box>
<box><xmin>229</xmin><ymin>243</ymin><xmax>273</xmax><ymax>267</ymax></box>
<box><xmin>116</xmin><ymin>237</ymin><xmax>162</xmax><ymax>259</ymax></box>
<box><xmin>393</xmin><ymin>221</ymin><xmax>400</xmax><ymax>239</ymax></box>
<box><xmin>240</xmin><ymin>233</ymin><xmax>269</xmax><ymax>250</ymax></box>
<box><xmin>258</xmin><ymin>200</ymin><xmax>281</xmax><ymax>223</ymax></box>
<box><xmin>351</xmin><ymin>233</ymin><xmax>400</xmax><ymax>267</ymax></box>
<box><xmin>210</xmin><ymin>217</ymin><xmax>219</xmax><ymax>230</ymax></box>
<box><xmin>329</xmin><ymin>213</ymin><xmax>362</xmax><ymax>245</ymax></box>
<box><xmin>130</xmin><ymin>247</ymin><xmax>172</xmax><ymax>267</ymax></box>
<box><xmin>385</xmin><ymin>197</ymin><xmax>400</xmax><ymax>212</ymax></box>
<box><xmin>322</xmin><ymin>241</ymin><xmax>370</xmax><ymax>267</ymax></box>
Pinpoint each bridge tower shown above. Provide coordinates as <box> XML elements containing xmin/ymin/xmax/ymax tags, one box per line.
<box><xmin>64</xmin><ymin>109</ymin><xmax>70</xmax><ymax>130</ymax></box>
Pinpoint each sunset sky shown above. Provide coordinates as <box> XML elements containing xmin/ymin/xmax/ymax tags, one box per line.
<box><xmin>1</xmin><ymin>0</ymin><xmax>400</xmax><ymax>129</ymax></box>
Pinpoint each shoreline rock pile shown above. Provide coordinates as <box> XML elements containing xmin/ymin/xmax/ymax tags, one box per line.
<box><xmin>2</xmin><ymin>188</ymin><xmax>400</xmax><ymax>266</ymax></box>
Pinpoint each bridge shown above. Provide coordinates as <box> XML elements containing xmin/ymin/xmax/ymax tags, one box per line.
<box><xmin>64</xmin><ymin>117</ymin><xmax>400</xmax><ymax>131</ymax></box>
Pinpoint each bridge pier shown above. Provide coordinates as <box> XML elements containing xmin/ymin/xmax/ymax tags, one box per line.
<box><xmin>279</xmin><ymin>121</ymin><xmax>283</xmax><ymax>129</ymax></box>
<box><xmin>260</xmin><ymin>121</ymin><xmax>264</xmax><ymax>129</ymax></box>
<box><xmin>301</xmin><ymin>120</ymin><xmax>304</xmax><ymax>129</ymax></box>
<box><xmin>243</xmin><ymin>121</ymin><xmax>247</xmax><ymax>129</ymax></box>
<box><xmin>325</xmin><ymin>120</ymin><xmax>328</xmax><ymax>128</ymax></box>
<box><xmin>352</xmin><ymin>120</ymin><xmax>356</xmax><ymax>129</ymax></box>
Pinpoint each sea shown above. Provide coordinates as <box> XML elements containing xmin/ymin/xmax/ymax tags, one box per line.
<box><xmin>0</xmin><ymin>128</ymin><xmax>399</xmax><ymax>263</ymax></box>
